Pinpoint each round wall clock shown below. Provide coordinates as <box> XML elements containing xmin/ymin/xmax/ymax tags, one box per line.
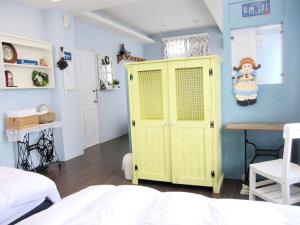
<box><xmin>2</xmin><ymin>42</ymin><xmax>17</xmax><ymax>63</ymax></box>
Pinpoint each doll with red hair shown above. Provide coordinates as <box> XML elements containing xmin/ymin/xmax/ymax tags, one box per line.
<box><xmin>233</xmin><ymin>57</ymin><xmax>261</xmax><ymax>106</ymax></box>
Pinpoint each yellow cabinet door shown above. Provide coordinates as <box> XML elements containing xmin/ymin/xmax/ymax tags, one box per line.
<box><xmin>168</xmin><ymin>59</ymin><xmax>213</xmax><ymax>187</ymax></box>
<box><xmin>130</xmin><ymin>63</ymin><xmax>171</xmax><ymax>182</ymax></box>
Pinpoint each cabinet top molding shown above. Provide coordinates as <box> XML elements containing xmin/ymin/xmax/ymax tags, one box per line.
<box><xmin>126</xmin><ymin>55</ymin><xmax>223</xmax><ymax>67</ymax></box>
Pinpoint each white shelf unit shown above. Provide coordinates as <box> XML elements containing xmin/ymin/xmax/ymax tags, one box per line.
<box><xmin>0</xmin><ymin>33</ymin><xmax>55</xmax><ymax>90</ymax></box>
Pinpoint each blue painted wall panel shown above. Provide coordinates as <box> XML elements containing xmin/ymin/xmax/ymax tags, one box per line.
<box><xmin>222</xmin><ymin>0</ymin><xmax>300</xmax><ymax>178</ymax></box>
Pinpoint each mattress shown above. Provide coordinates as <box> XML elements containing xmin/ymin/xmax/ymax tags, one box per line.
<box><xmin>18</xmin><ymin>185</ymin><xmax>300</xmax><ymax>225</ymax></box>
<box><xmin>0</xmin><ymin>166</ymin><xmax>60</xmax><ymax>225</ymax></box>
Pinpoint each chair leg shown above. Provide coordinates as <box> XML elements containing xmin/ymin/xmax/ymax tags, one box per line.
<box><xmin>282</xmin><ymin>183</ymin><xmax>290</xmax><ymax>204</ymax></box>
<box><xmin>249</xmin><ymin>168</ymin><xmax>256</xmax><ymax>201</ymax></box>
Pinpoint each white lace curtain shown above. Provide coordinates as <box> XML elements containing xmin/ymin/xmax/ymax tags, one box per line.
<box><xmin>162</xmin><ymin>33</ymin><xmax>209</xmax><ymax>59</ymax></box>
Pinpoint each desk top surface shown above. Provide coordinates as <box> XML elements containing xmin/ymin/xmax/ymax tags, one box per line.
<box><xmin>225</xmin><ymin>123</ymin><xmax>285</xmax><ymax>131</ymax></box>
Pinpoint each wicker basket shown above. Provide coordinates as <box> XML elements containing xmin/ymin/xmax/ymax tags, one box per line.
<box><xmin>38</xmin><ymin>104</ymin><xmax>56</xmax><ymax>124</ymax></box>
<box><xmin>6</xmin><ymin>115</ymin><xmax>39</xmax><ymax>129</ymax></box>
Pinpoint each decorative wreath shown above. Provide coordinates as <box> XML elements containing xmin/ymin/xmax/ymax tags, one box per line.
<box><xmin>32</xmin><ymin>70</ymin><xmax>49</xmax><ymax>87</ymax></box>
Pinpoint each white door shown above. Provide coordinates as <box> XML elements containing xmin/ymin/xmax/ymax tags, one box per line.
<box><xmin>75</xmin><ymin>48</ymin><xmax>100</xmax><ymax>148</ymax></box>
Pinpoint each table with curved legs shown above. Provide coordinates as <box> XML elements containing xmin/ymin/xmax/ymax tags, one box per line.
<box><xmin>6</xmin><ymin>121</ymin><xmax>61</xmax><ymax>171</ymax></box>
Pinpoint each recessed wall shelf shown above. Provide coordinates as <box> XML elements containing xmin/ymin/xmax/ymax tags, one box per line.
<box><xmin>0</xmin><ymin>33</ymin><xmax>55</xmax><ymax>90</ymax></box>
<box><xmin>117</xmin><ymin>54</ymin><xmax>144</xmax><ymax>64</ymax></box>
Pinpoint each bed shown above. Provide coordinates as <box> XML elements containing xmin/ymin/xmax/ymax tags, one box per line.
<box><xmin>0</xmin><ymin>166</ymin><xmax>60</xmax><ymax>225</ymax></box>
<box><xmin>18</xmin><ymin>185</ymin><xmax>300</xmax><ymax>225</ymax></box>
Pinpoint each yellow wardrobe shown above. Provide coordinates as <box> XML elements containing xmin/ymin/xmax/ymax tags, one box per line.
<box><xmin>127</xmin><ymin>56</ymin><xmax>223</xmax><ymax>193</ymax></box>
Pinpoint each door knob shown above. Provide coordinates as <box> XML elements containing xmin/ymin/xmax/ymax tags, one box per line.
<box><xmin>94</xmin><ymin>100</ymin><xmax>98</xmax><ymax>103</ymax></box>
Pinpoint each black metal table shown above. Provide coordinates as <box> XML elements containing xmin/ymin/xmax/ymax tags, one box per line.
<box><xmin>225</xmin><ymin>123</ymin><xmax>284</xmax><ymax>182</ymax></box>
<box><xmin>7</xmin><ymin>122</ymin><xmax>61</xmax><ymax>172</ymax></box>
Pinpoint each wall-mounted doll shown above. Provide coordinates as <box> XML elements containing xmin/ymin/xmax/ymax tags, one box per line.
<box><xmin>233</xmin><ymin>57</ymin><xmax>261</xmax><ymax>106</ymax></box>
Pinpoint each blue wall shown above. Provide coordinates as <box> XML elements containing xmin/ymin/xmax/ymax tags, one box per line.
<box><xmin>0</xmin><ymin>0</ymin><xmax>53</xmax><ymax>166</ymax></box>
<box><xmin>222</xmin><ymin>0</ymin><xmax>300</xmax><ymax>178</ymax></box>
<box><xmin>44</xmin><ymin>9</ymin><xmax>84</xmax><ymax>161</ymax></box>
<box><xmin>74</xmin><ymin>20</ymin><xmax>144</xmax><ymax>143</ymax></box>
<box><xmin>0</xmin><ymin>1</ymin><xmax>84</xmax><ymax>166</ymax></box>
<box><xmin>143</xmin><ymin>26</ymin><xmax>223</xmax><ymax>60</ymax></box>
<box><xmin>0</xmin><ymin>0</ymin><xmax>145</xmax><ymax>167</ymax></box>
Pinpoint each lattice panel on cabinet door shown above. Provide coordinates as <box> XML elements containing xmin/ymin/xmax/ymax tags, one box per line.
<box><xmin>175</xmin><ymin>67</ymin><xmax>204</xmax><ymax>121</ymax></box>
<box><xmin>138</xmin><ymin>69</ymin><xmax>164</xmax><ymax>120</ymax></box>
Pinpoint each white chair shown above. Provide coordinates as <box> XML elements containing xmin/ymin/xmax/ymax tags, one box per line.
<box><xmin>249</xmin><ymin>123</ymin><xmax>300</xmax><ymax>204</ymax></box>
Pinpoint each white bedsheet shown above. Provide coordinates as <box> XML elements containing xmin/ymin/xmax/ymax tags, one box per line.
<box><xmin>0</xmin><ymin>166</ymin><xmax>60</xmax><ymax>225</ymax></box>
<box><xmin>18</xmin><ymin>185</ymin><xmax>300</xmax><ymax>225</ymax></box>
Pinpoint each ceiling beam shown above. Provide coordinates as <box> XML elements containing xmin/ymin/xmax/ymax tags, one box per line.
<box><xmin>203</xmin><ymin>0</ymin><xmax>223</xmax><ymax>32</ymax></box>
<box><xmin>81</xmin><ymin>11</ymin><xmax>155</xmax><ymax>44</ymax></box>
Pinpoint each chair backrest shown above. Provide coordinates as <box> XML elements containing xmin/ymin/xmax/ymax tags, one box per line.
<box><xmin>282</xmin><ymin>123</ymin><xmax>300</xmax><ymax>180</ymax></box>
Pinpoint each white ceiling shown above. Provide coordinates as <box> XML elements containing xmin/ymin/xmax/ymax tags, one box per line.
<box><xmin>99</xmin><ymin>0</ymin><xmax>216</xmax><ymax>34</ymax></box>
<box><xmin>19</xmin><ymin>0</ymin><xmax>143</xmax><ymax>13</ymax></box>
<box><xmin>20</xmin><ymin>0</ymin><xmax>219</xmax><ymax>41</ymax></box>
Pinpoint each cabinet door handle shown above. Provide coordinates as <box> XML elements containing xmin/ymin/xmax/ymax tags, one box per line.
<box><xmin>164</xmin><ymin>121</ymin><xmax>169</xmax><ymax>127</ymax></box>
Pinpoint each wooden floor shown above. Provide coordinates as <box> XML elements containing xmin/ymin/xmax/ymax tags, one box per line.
<box><xmin>41</xmin><ymin>135</ymin><xmax>247</xmax><ymax>200</ymax></box>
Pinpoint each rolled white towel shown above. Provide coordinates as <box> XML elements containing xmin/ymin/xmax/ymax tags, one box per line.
<box><xmin>6</xmin><ymin>109</ymin><xmax>37</xmax><ymax>118</ymax></box>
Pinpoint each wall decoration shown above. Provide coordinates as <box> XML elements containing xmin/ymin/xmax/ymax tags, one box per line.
<box><xmin>63</xmin><ymin>51</ymin><xmax>75</xmax><ymax>91</ymax></box>
<box><xmin>233</xmin><ymin>57</ymin><xmax>261</xmax><ymax>106</ymax></box>
<box><xmin>32</xmin><ymin>70</ymin><xmax>49</xmax><ymax>87</ymax></box>
<box><xmin>39</xmin><ymin>58</ymin><xmax>48</xmax><ymax>66</ymax></box>
<box><xmin>118</xmin><ymin>43</ymin><xmax>128</xmax><ymax>56</ymax></box>
<box><xmin>64</xmin><ymin>51</ymin><xmax>72</xmax><ymax>61</ymax></box>
<box><xmin>57</xmin><ymin>47</ymin><xmax>68</xmax><ymax>70</ymax></box>
<box><xmin>2</xmin><ymin>42</ymin><xmax>17</xmax><ymax>63</ymax></box>
<box><xmin>97</xmin><ymin>55</ymin><xmax>117</xmax><ymax>91</ymax></box>
<box><xmin>100</xmin><ymin>79</ymin><xmax>107</xmax><ymax>90</ymax></box>
<box><xmin>17</xmin><ymin>59</ymin><xmax>38</xmax><ymax>65</ymax></box>
<box><xmin>242</xmin><ymin>0</ymin><xmax>270</xmax><ymax>17</ymax></box>
<box><xmin>108</xmin><ymin>79</ymin><xmax>120</xmax><ymax>88</ymax></box>
<box><xmin>5</xmin><ymin>70</ymin><xmax>17</xmax><ymax>87</ymax></box>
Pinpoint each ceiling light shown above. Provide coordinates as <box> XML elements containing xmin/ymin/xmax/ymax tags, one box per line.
<box><xmin>50</xmin><ymin>0</ymin><xmax>62</xmax><ymax>2</ymax></box>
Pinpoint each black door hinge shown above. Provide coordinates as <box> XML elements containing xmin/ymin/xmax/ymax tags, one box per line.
<box><xmin>209</xmin><ymin>68</ymin><xmax>213</xmax><ymax>76</ymax></box>
<box><xmin>132</xmin><ymin>120</ymin><xmax>135</xmax><ymax>127</ymax></box>
<box><xmin>210</xmin><ymin>121</ymin><xmax>214</xmax><ymax>128</ymax></box>
<box><xmin>134</xmin><ymin>165</ymin><xmax>138</xmax><ymax>171</ymax></box>
<box><xmin>211</xmin><ymin>171</ymin><xmax>215</xmax><ymax>178</ymax></box>
<box><xmin>130</xmin><ymin>74</ymin><xmax>133</xmax><ymax>80</ymax></box>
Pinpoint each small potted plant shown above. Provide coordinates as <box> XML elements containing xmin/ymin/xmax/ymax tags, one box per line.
<box><xmin>108</xmin><ymin>79</ymin><xmax>120</xmax><ymax>89</ymax></box>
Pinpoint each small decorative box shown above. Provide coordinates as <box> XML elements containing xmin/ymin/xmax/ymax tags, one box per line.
<box><xmin>17</xmin><ymin>59</ymin><xmax>38</xmax><ymax>65</ymax></box>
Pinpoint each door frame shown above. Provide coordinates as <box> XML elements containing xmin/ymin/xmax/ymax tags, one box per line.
<box><xmin>75</xmin><ymin>47</ymin><xmax>101</xmax><ymax>149</ymax></box>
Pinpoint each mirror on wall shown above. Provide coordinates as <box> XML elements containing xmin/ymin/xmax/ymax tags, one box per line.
<box><xmin>231</xmin><ymin>23</ymin><xmax>283</xmax><ymax>85</ymax></box>
<box><xmin>97</xmin><ymin>55</ymin><xmax>118</xmax><ymax>90</ymax></box>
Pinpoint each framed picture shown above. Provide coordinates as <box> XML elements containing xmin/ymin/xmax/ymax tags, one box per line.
<box><xmin>5</xmin><ymin>70</ymin><xmax>16</xmax><ymax>87</ymax></box>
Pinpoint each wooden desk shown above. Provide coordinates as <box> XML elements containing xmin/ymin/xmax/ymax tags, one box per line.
<box><xmin>225</xmin><ymin>123</ymin><xmax>284</xmax><ymax>183</ymax></box>
<box><xmin>225</xmin><ymin>123</ymin><xmax>284</xmax><ymax>131</ymax></box>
